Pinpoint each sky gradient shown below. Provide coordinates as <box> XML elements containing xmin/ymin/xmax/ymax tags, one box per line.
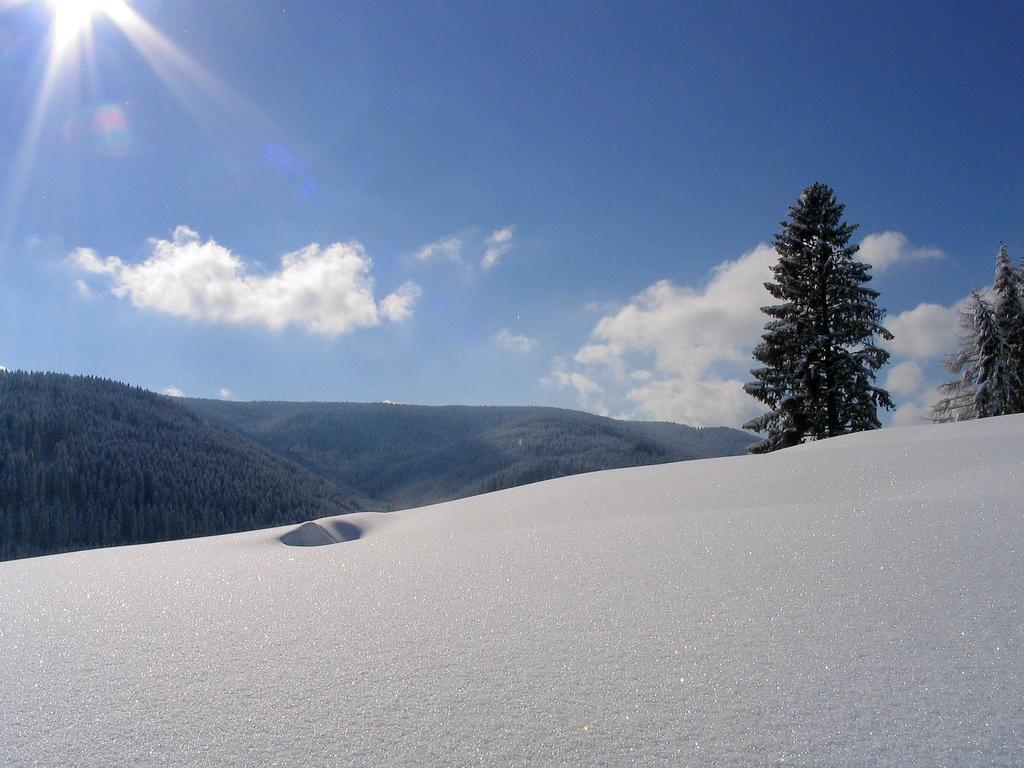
<box><xmin>1</xmin><ymin>0</ymin><xmax>1022</xmax><ymax>427</ymax></box>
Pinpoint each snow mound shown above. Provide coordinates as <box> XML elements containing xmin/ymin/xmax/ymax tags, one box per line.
<box><xmin>280</xmin><ymin>517</ymin><xmax>362</xmax><ymax>546</ymax></box>
<box><xmin>1</xmin><ymin>416</ymin><xmax>1022</xmax><ymax>767</ymax></box>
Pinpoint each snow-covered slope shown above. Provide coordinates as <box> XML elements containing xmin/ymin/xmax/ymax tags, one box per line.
<box><xmin>2</xmin><ymin>417</ymin><xmax>1022</xmax><ymax>767</ymax></box>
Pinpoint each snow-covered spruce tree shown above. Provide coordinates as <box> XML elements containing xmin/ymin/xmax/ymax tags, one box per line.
<box><xmin>743</xmin><ymin>183</ymin><xmax>893</xmax><ymax>453</ymax></box>
<box><xmin>932</xmin><ymin>291</ymin><xmax>1006</xmax><ymax>421</ymax></box>
<box><xmin>992</xmin><ymin>244</ymin><xmax>1024</xmax><ymax>412</ymax></box>
<box><xmin>932</xmin><ymin>245</ymin><xmax>1024</xmax><ymax>421</ymax></box>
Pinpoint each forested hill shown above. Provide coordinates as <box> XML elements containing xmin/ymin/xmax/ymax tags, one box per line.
<box><xmin>0</xmin><ymin>372</ymin><xmax>752</xmax><ymax>562</ymax></box>
<box><xmin>0</xmin><ymin>372</ymin><xmax>361</xmax><ymax>561</ymax></box>
<box><xmin>182</xmin><ymin>399</ymin><xmax>754</xmax><ymax>510</ymax></box>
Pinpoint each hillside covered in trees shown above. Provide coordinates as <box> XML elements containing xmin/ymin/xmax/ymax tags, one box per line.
<box><xmin>0</xmin><ymin>372</ymin><xmax>361</xmax><ymax>561</ymax></box>
<box><xmin>182</xmin><ymin>399</ymin><xmax>754</xmax><ymax>509</ymax></box>
<box><xmin>0</xmin><ymin>371</ymin><xmax>752</xmax><ymax>561</ymax></box>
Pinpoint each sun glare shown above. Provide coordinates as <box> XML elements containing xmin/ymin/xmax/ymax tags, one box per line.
<box><xmin>2</xmin><ymin>0</ymin><xmax>273</xmax><ymax>246</ymax></box>
<box><xmin>48</xmin><ymin>0</ymin><xmax>129</xmax><ymax>50</ymax></box>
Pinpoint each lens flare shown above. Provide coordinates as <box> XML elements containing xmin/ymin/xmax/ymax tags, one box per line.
<box><xmin>2</xmin><ymin>0</ymin><xmax>285</xmax><ymax>244</ymax></box>
<box><xmin>92</xmin><ymin>103</ymin><xmax>132</xmax><ymax>156</ymax></box>
<box><xmin>263</xmin><ymin>143</ymin><xmax>319</xmax><ymax>202</ymax></box>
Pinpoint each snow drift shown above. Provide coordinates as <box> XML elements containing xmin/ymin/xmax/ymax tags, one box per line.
<box><xmin>1</xmin><ymin>416</ymin><xmax>1022</xmax><ymax>766</ymax></box>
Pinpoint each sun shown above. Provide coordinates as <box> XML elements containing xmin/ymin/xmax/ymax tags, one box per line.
<box><xmin>47</xmin><ymin>0</ymin><xmax>130</xmax><ymax>50</ymax></box>
<box><xmin>4</xmin><ymin>0</ymin><xmax>266</xmax><ymax>246</ymax></box>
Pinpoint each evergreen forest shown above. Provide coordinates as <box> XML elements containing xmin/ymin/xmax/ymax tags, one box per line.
<box><xmin>0</xmin><ymin>372</ymin><xmax>360</xmax><ymax>560</ymax></box>
<box><xmin>0</xmin><ymin>372</ymin><xmax>754</xmax><ymax>561</ymax></box>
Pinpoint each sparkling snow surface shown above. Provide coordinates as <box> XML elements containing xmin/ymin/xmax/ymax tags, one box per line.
<box><xmin>2</xmin><ymin>417</ymin><xmax>1022</xmax><ymax>767</ymax></box>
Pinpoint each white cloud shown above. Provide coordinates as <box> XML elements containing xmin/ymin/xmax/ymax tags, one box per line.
<box><xmin>890</xmin><ymin>401</ymin><xmax>929</xmax><ymax>427</ymax></box>
<box><xmin>414</xmin><ymin>227</ymin><xmax>516</xmax><ymax>273</ymax></box>
<box><xmin>577</xmin><ymin>244</ymin><xmax>776</xmax><ymax>381</ymax></box>
<box><xmin>71</xmin><ymin>247</ymin><xmax>121</xmax><ymax>274</ymax></box>
<box><xmin>626</xmin><ymin>376</ymin><xmax>759</xmax><ymax>428</ymax></box>
<box><xmin>546</xmin><ymin>369</ymin><xmax>601</xmax><ymax>397</ymax></box>
<box><xmin>494</xmin><ymin>328</ymin><xmax>537</xmax><ymax>353</ymax></box>
<box><xmin>541</xmin><ymin>358</ymin><xmax>608</xmax><ymax>415</ymax></box>
<box><xmin>884</xmin><ymin>361</ymin><xmax>926</xmax><ymax>397</ymax></box>
<box><xmin>550</xmin><ymin>244</ymin><xmax>777</xmax><ymax>426</ymax></box>
<box><xmin>415</xmin><ymin>235</ymin><xmax>464</xmax><ymax>264</ymax></box>
<box><xmin>879</xmin><ymin>298</ymin><xmax>970</xmax><ymax>428</ymax></box>
<box><xmin>380</xmin><ymin>281</ymin><xmax>422</xmax><ymax>323</ymax></box>
<box><xmin>885</xmin><ymin>301</ymin><xmax>963</xmax><ymax>360</ymax></box>
<box><xmin>575</xmin><ymin>341</ymin><xmax>627</xmax><ymax>376</ymax></box>
<box><xmin>481</xmin><ymin>227</ymin><xmax>514</xmax><ymax>270</ymax></box>
<box><xmin>163</xmin><ymin>386</ymin><xmax>185</xmax><ymax>397</ymax></box>
<box><xmin>858</xmin><ymin>231</ymin><xmax>943</xmax><ymax>272</ymax></box>
<box><xmin>0</xmin><ymin>364</ymin><xmax>8</xmax><ymax>372</ymax></box>
<box><xmin>889</xmin><ymin>385</ymin><xmax>944</xmax><ymax>427</ymax></box>
<box><xmin>218</xmin><ymin>387</ymin><xmax>232</xmax><ymax>399</ymax></box>
<box><xmin>74</xmin><ymin>279</ymin><xmax>96</xmax><ymax>299</ymax></box>
<box><xmin>70</xmin><ymin>226</ymin><xmax>419</xmax><ymax>336</ymax></box>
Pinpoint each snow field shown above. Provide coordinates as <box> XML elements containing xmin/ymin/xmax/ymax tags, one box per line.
<box><xmin>1</xmin><ymin>416</ymin><xmax>1022</xmax><ymax>766</ymax></box>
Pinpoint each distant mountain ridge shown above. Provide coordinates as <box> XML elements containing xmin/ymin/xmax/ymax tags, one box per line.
<box><xmin>182</xmin><ymin>399</ymin><xmax>754</xmax><ymax>509</ymax></box>
<box><xmin>0</xmin><ymin>371</ymin><xmax>752</xmax><ymax>561</ymax></box>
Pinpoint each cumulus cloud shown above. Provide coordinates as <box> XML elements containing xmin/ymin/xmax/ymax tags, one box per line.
<box><xmin>625</xmin><ymin>376</ymin><xmax>756</xmax><ymax>428</ymax></box>
<box><xmin>548</xmin><ymin>244</ymin><xmax>777</xmax><ymax>426</ymax></box>
<box><xmin>71</xmin><ymin>226</ymin><xmax>420</xmax><ymax>336</ymax></box>
<box><xmin>546</xmin><ymin>369</ymin><xmax>601</xmax><ymax>397</ymax></box>
<box><xmin>481</xmin><ymin>227</ymin><xmax>514</xmax><ymax>270</ymax></box>
<box><xmin>380</xmin><ymin>281</ymin><xmax>422</xmax><ymax>322</ymax></box>
<box><xmin>576</xmin><ymin>244</ymin><xmax>776</xmax><ymax>381</ymax></box>
<box><xmin>72</xmin><ymin>247</ymin><xmax>121</xmax><ymax>274</ymax></box>
<box><xmin>163</xmin><ymin>386</ymin><xmax>185</xmax><ymax>397</ymax></box>
<box><xmin>858</xmin><ymin>231</ymin><xmax>943</xmax><ymax>272</ymax></box>
<box><xmin>885</xmin><ymin>301</ymin><xmax>963</xmax><ymax>360</ymax></box>
<box><xmin>494</xmin><ymin>328</ymin><xmax>537</xmax><ymax>353</ymax></box>
<box><xmin>218</xmin><ymin>387</ymin><xmax>232</xmax><ymax>399</ymax></box>
<box><xmin>877</xmin><ymin>298</ymin><xmax>968</xmax><ymax>427</ymax></box>
<box><xmin>884</xmin><ymin>360</ymin><xmax>926</xmax><ymax>397</ymax></box>
<box><xmin>889</xmin><ymin>385</ymin><xmax>945</xmax><ymax>427</ymax></box>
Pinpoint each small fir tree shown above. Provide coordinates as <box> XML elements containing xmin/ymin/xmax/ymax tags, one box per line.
<box><xmin>744</xmin><ymin>183</ymin><xmax>893</xmax><ymax>452</ymax></box>
<box><xmin>932</xmin><ymin>245</ymin><xmax>1024</xmax><ymax>421</ymax></box>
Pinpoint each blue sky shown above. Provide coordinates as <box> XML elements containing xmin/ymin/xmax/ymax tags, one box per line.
<box><xmin>1</xmin><ymin>0</ymin><xmax>1021</xmax><ymax>427</ymax></box>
